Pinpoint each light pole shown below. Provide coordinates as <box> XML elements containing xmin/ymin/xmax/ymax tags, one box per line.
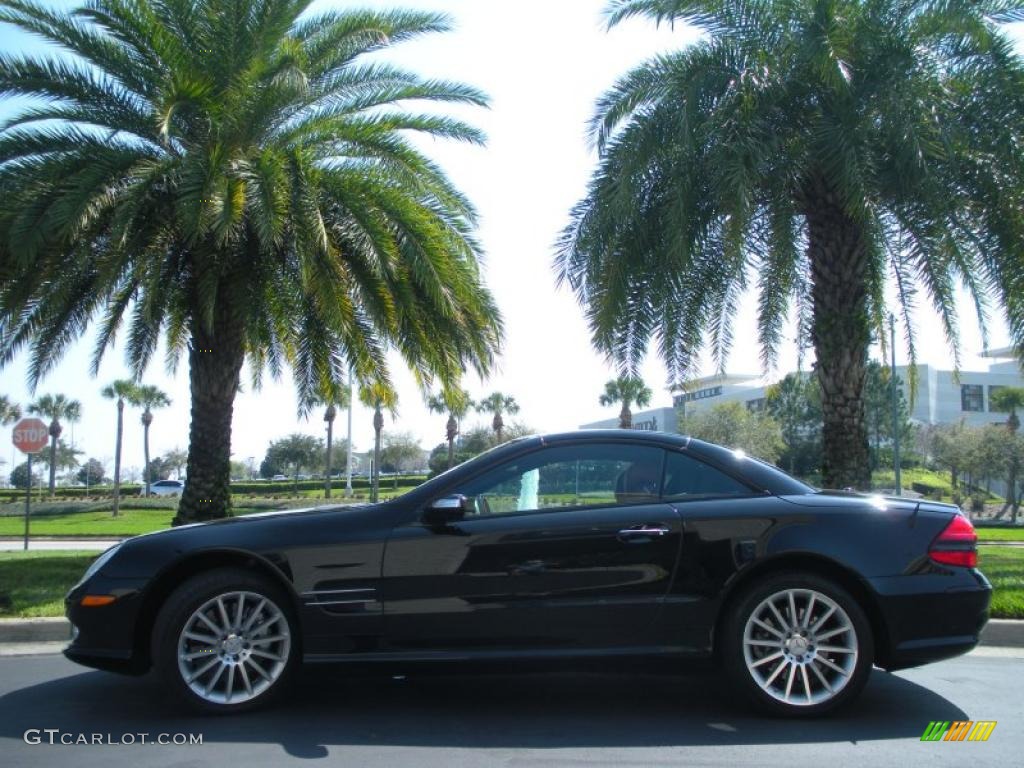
<box><xmin>345</xmin><ymin>366</ymin><xmax>354</xmax><ymax>498</ymax></box>
<box><xmin>890</xmin><ymin>313</ymin><xmax>902</xmax><ymax>496</ymax></box>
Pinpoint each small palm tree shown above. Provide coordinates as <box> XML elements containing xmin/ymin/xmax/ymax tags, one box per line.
<box><xmin>559</xmin><ymin>0</ymin><xmax>1024</xmax><ymax>490</ymax></box>
<box><xmin>0</xmin><ymin>395</ymin><xmax>21</xmax><ymax>425</ymax></box>
<box><xmin>101</xmin><ymin>380</ymin><xmax>139</xmax><ymax>516</ymax></box>
<box><xmin>28</xmin><ymin>394</ymin><xmax>81</xmax><ymax>497</ymax></box>
<box><xmin>991</xmin><ymin>387</ymin><xmax>1024</xmax><ymax>519</ymax></box>
<box><xmin>135</xmin><ymin>385</ymin><xmax>171</xmax><ymax>497</ymax></box>
<box><xmin>476</xmin><ymin>393</ymin><xmax>520</xmax><ymax>443</ymax></box>
<box><xmin>599</xmin><ymin>375</ymin><xmax>652</xmax><ymax>429</ymax></box>
<box><xmin>307</xmin><ymin>383</ymin><xmax>351</xmax><ymax>499</ymax></box>
<box><xmin>427</xmin><ymin>388</ymin><xmax>474</xmax><ymax>469</ymax></box>
<box><xmin>359</xmin><ymin>383</ymin><xmax>398</xmax><ymax>503</ymax></box>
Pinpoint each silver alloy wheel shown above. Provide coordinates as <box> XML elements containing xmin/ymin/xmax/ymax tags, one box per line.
<box><xmin>742</xmin><ymin>588</ymin><xmax>858</xmax><ymax>707</ymax></box>
<box><xmin>176</xmin><ymin>590</ymin><xmax>291</xmax><ymax>705</ymax></box>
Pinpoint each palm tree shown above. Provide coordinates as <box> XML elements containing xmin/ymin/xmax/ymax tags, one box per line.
<box><xmin>308</xmin><ymin>383</ymin><xmax>350</xmax><ymax>499</ymax></box>
<box><xmin>359</xmin><ymin>383</ymin><xmax>397</xmax><ymax>503</ymax></box>
<box><xmin>558</xmin><ymin>0</ymin><xmax>1024</xmax><ymax>490</ymax></box>
<box><xmin>599</xmin><ymin>375</ymin><xmax>652</xmax><ymax>429</ymax></box>
<box><xmin>991</xmin><ymin>387</ymin><xmax>1024</xmax><ymax>520</ymax></box>
<box><xmin>101</xmin><ymin>380</ymin><xmax>139</xmax><ymax>517</ymax></box>
<box><xmin>0</xmin><ymin>395</ymin><xmax>20</xmax><ymax>425</ymax></box>
<box><xmin>28</xmin><ymin>394</ymin><xmax>81</xmax><ymax>497</ymax></box>
<box><xmin>0</xmin><ymin>0</ymin><xmax>502</xmax><ymax>525</ymax></box>
<box><xmin>135</xmin><ymin>385</ymin><xmax>171</xmax><ymax>497</ymax></box>
<box><xmin>427</xmin><ymin>388</ymin><xmax>473</xmax><ymax>469</ymax></box>
<box><xmin>476</xmin><ymin>392</ymin><xmax>520</xmax><ymax>443</ymax></box>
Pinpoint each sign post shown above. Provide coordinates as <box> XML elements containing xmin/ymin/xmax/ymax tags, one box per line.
<box><xmin>11</xmin><ymin>417</ymin><xmax>49</xmax><ymax>551</ymax></box>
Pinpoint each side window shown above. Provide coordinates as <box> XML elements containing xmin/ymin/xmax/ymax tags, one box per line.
<box><xmin>661</xmin><ymin>451</ymin><xmax>753</xmax><ymax>501</ymax></box>
<box><xmin>451</xmin><ymin>443</ymin><xmax>665</xmax><ymax>516</ymax></box>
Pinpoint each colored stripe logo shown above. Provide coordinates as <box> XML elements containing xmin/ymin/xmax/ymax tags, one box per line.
<box><xmin>921</xmin><ymin>721</ymin><xmax>996</xmax><ymax>742</ymax></box>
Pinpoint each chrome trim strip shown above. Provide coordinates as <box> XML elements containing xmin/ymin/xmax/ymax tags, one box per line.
<box><xmin>306</xmin><ymin>598</ymin><xmax>377</xmax><ymax>607</ymax></box>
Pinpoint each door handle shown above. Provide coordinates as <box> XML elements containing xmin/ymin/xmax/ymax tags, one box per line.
<box><xmin>617</xmin><ymin>524</ymin><xmax>672</xmax><ymax>543</ymax></box>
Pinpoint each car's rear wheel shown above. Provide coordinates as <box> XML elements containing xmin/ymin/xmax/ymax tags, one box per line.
<box><xmin>722</xmin><ymin>572</ymin><xmax>873</xmax><ymax>716</ymax></box>
<box><xmin>152</xmin><ymin>568</ymin><xmax>298</xmax><ymax>714</ymax></box>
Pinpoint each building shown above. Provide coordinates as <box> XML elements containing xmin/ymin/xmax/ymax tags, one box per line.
<box><xmin>579</xmin><ymin>349</ymin><xmax>1024</xmax><ymax>432</ymax></box>
<box><xmin>580</xmin><ymin>406</ymin><xmax>679</xmax><ymax>434</ymax></box>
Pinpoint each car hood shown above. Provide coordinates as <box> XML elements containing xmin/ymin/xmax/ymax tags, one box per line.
<box><xmin>125</xmin><ymin>502</ymin><xmax>378</xmax><ymax>543</ymax></box>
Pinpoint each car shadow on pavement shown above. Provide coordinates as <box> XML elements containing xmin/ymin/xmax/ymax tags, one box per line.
<box><xmin>0</xmin><ymin>662</ymin><xmax>966</xmax><ymax>758</ymax></box>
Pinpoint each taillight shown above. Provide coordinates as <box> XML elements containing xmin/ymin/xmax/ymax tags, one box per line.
<box><xmin>928</xmin><ymin>514</ymin><xmax>978</xmax><ymax>568</ymax></box>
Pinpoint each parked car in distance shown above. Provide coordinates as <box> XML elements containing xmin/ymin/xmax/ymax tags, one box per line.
<box><xmin>270</xmin><ymin>474</ymin><xmax>288</xmax><ymax>481</ymax></box>
<box><xmin>66</xmin><ymin>430</ymin><xmax>990</xmax><ymax>716</ymax></box>
<box><xmin>143</xmin><ymin>479</ymin><xmax>183</xmax><ymax>497</ymax></box>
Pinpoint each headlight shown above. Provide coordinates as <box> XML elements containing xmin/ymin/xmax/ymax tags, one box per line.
<box><xmin>80</xmin><ymin>543</ymin><xmax>123</xmax><ymax>583</ymax></box>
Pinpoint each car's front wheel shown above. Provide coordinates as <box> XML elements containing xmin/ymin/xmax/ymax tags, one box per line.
<box><xmin>152</xmin><ymin>568</ymin><xmax>298</xmax><ymax>713</ymax></box>
<box><xmin>722</xmin><ymin>572</ymin><xmax>874</xmax><ymax>716</ymax></box>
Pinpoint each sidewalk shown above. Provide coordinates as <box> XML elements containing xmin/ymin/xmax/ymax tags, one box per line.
<box><xmin>0</xmin><ymin>538</ymin><xmax>122</xmax><ymax>551</ymax></box>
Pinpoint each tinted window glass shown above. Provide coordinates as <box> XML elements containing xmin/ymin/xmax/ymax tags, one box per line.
<box><xmin>662</xmin><ymin>451</ymin><xmax>752</xmax><ymax>500</ymax></box>
<box><xmin>451</xmin><ymin>443</ymin><xmax>665</xmax><ymax>516</ymax></box>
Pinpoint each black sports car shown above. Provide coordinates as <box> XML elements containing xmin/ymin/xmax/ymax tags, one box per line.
<box><xmin>65</xmin><ymin>430</ymin><xmax>990</xmax><ymax>716</ymax></box>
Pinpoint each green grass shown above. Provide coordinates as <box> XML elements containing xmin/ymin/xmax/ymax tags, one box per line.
<box><xmin>0</xmin><ymin>546</ymin><xmax>1020</xmax><ymax>620</ymax></box>
<box><xmin>0</xmin><ymin>551</ymin><xmax>95</xmax><ymax>618</ymax></box>
<box><xmin>980</xmin><ymin>545</ymin><xmax>1024</xmax><ymax>620</ymax></box>
<box><xmin>0</xmin><ymin>508</ymin><xmax>176</xmax><ymax>537</ymax></box>
<box><xmin>975</xmin><ymin>526</ymin><xmax>1024</xmax><ymax>542</ymax></box>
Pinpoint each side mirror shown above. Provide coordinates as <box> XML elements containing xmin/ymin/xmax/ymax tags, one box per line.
<box><xmin>422</xmin><ymin>495</ymin><xmax>469</xmax><ymax>527</ymax></box>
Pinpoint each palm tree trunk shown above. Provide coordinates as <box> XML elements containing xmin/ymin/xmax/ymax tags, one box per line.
<box><xmin>47</xmin><ymin>428</ymin><xmax>57</xmax><ymax>498</ymax></box>
<box><xmin>372</xmin><ymin>404</ymin><xmax>383</xmax><ymax>503</ymax></box>
<box><xmin>112</xmin><ymin>400</ymin><xmax>123</xmax><ymax>517</ymax></box>
<box><xmin>143</xmin><ymin>416</ymin><xmax>151</xmax><ymax>497</ymax></box>
<box><xmin>805</xmin><ymin>181</ymin><xmax>872</xmax><ymax>490</ymax></box>
<box><xmin>175</xmin><ymin>311</ymin><xmax>246</xmax><ymax>525</ymax></box>
<box><xmin>619</xmin><ymin>402</ymin><xmax>632</xmax><ymax>429</ymax></box>
<box><xmin>324</xmin><ymin>416</ymin><xmax>334</xmax><ymax>499</ymax></box>
<box><xmin>446</xmin><ymin>414</ymin><xmax>457</xmax><ymax>469</ymax></box>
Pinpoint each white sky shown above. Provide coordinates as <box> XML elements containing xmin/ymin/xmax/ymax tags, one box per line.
<box><xmin>0</xmin><ymin>1</ymin><xmax>1020</xmax><ymax>476</ymax></box>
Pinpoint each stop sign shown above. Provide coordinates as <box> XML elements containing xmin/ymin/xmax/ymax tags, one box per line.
<box><xmin>12</xmin><ymin>417</ymin><xmax>49</xmax><ymax>454</ymax></box>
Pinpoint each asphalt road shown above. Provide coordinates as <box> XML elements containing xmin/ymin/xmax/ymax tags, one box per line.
<box><xmin>1</xmin><ymin>650</ymin><xmax>1022</xmax><ymax>768</ymax></box>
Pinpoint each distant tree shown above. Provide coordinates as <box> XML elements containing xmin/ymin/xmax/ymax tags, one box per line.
<box><xmin>10</xmin><ymin>461</ymin><xmax>40</xmax><ymax>490</ymax></box>
<box><xmin>476</xmin><ymin>393</ymin><xmax>520</xmax><ymax>443</ymax></box>
<box><xmin>930</xmin><ymin>422</ymin><xmax>971</xmax><ymax>490</ymax></box>
<box><xmin>36</xmin><ymin>439</ymin><xmax>83</xmax><ymax>481</ymax></box>
<box><xmin>427</xmin><ymin>388</ymin><xmax>474</xmax><ymax>470</ymax></box>
<box><xmin>683</xmin><ymin>402</ymin><xmax>785</xmax><ymax>464</ymax></box>
<box><xmin>990</xmin><ymin>387</ymin><xmax>1024</xmax><ymax>520</ymax></box>
<box><xmin>101</xmin><ymin>380</ymin><xmax>139</xmax><ymax>516</ymax></box>
<box><xmin>28</xmin><ymin>394</ymin><xmax>82</xmax><ymax>497</ymax></box>
<box><xmin>766</xmin><ymin>372</ymin><xmax>822</xmax><ymax>476</ymax></box>
<box><xmin>263</xmin><ymin>434</ymin><xmax>324</xmax><ymax>488</ymax></box>
<box><xmin>162</xmin><ymin>449</ymin><xmax>188</xmax><ymax>481</ymax></box>
<box><xmin>599</xmin><ymin>375</ymin><xmax>652</xmax><ymax>429</ymax></box>
<box><xmin>359</xmin><ymin>383</ymin><xmax>398</xmax><ymax>503</ymax></box>
<box><xmin>380</xmin><ymin>432</ymin><xmax>424</xmax><ymax>488</ymax></box>
<box><xmin>306</xmin><ymin>384</ymin><xmax>351</xmax><ymax>499</ymax></box>
<box><xmin>143</xmin><ymin>456</ymin><xmax>175</xmax><ymax>483</ymax></box>
<box><xmin>229</xmin><ymin>460</ymin><xmax>249</xmax><ymax>481</ymax></box>
<box><xmin>863</xmin><ymin>363</ymin><xmax>914</xmax><ymax>472</ymax></box>
<box><xmin>135</xmin><ymin>385</ymin><xmax>171</xmax><ymax>497</ymax></box>
<box><xmin>259</xmin><ymin>456</ymin><xmax>283</xmax><ymax>480</ymax></box>
<box><xmin>0</xmin><ymin>395</ymin><xmax>21</xmax><ymax>425</ymax></box>
<box><xmin>77</xmin><ymin>459</ymin><xmax>106</xmax><ymax>487</ymax></box>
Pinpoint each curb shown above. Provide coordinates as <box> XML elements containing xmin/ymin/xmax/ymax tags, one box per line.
<box><xmin>0</xmin><ymin>617</ymin><xmax>71</xmax><ymax>642</ymax></box>
<box><xmin>1</xmin><ymin>616</ymin><xmax>1022</xmax><ymax>647</ymax></box>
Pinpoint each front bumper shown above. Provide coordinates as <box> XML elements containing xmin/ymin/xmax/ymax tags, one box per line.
<box><xmin>64</xmin><ymin>574</ymin><xmax>150</xmax><ymax>675</ymax></box>
<box><xmin>869</xmin><ymin>567</ymin><xmax>991</xmax><ymax>670</ymax></box>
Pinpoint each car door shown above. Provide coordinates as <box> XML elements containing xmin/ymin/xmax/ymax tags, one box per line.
<box><xmin>380</xmin><ymin>441</ymin><xmax>682</xmax><ymax>653</ymax></box>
